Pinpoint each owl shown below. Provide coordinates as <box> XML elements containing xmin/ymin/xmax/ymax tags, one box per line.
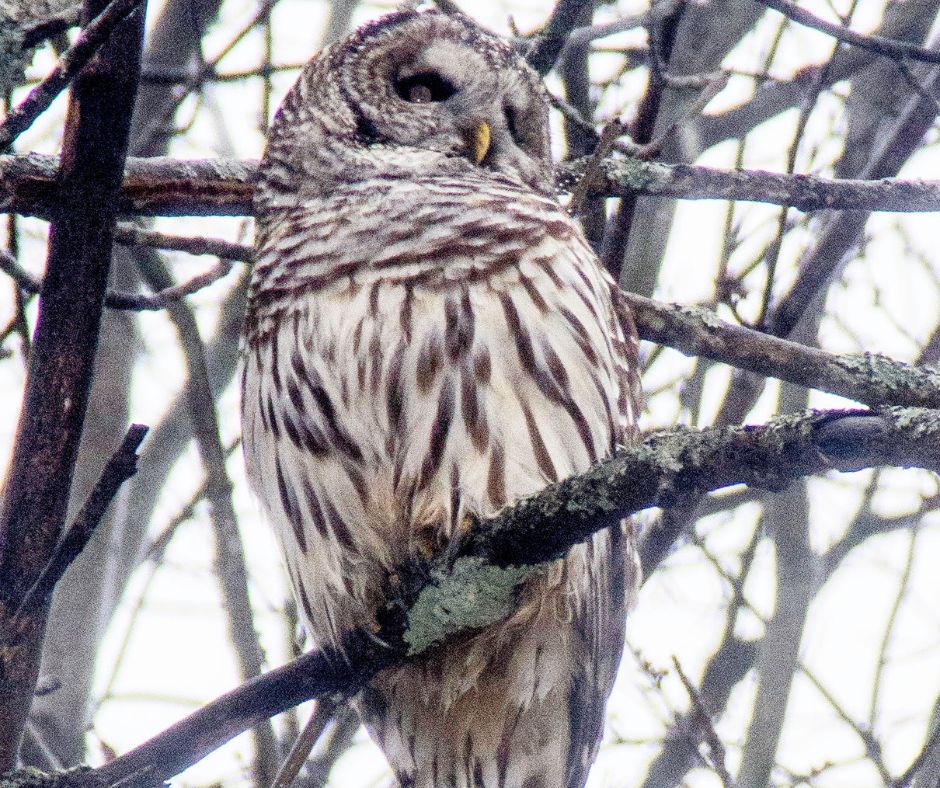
<box><xmin>241</xmin><ymin>9</ymin><xmax>641</xmax><ymax>787</ymax></box>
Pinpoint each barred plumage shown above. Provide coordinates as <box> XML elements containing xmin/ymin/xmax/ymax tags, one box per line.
<box><xmin>242</xmin><ymin>10</ymin><xmax>641</xmax><ymax>787</ymax></box>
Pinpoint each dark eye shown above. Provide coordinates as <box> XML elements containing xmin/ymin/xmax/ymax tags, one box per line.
<box><xmin>504</xmin><ymin>104</ymin><xmax>519</xmax><ymax>141</ymax></box>
<box><xmin>395</xmin><ymin>72</ymin><xmax>457</xmax><ymax>104</ymax></box>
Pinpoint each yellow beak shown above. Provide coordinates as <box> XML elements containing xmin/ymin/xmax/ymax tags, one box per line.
<box><xmin>469</xmin><ymin>121</ymin><xmax>491</xmax><ymax>164</ymax></box>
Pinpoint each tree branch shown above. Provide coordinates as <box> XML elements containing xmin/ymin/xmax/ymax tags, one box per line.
<box><xmin>622</xmin><ymin>292</ymin><xmax>940</xmax><ymax>410</ymax></box>
<box><xmin>0</xmin><ymin>0</ymin><xmax>146</xmax><ymax>768</ymax></box>
<box><xmin>11</xmin><ymin>425</ymin><xmax>149</xmax><ymax>622</ymax></box>
<box><xmin>0</xmin><ymin>0</ymin><xmax>146</xmax><ymax>150</ymax></box>
<box><xmin>525</xmin><ymin>0</ymin><xmax>595</xmax><ymax>76</ymax></box>
<box><xmin>88</xmin><ymin>406</ymin><xmax>940</xmax><ymax>786</ymax></box>
<box><xmin>585</xmin><ymin>155</ymin><xmax>940</xmax><ymax>212</ymax></box>
<box><xmin>757</xmin><ymin>0</ymin><xmax>940</xmax><ymax>66</ymax></box>
<box><xmin>5</xmin><ymin>153</ymin><xmax>940</xmax><ymax>219</ymax></box>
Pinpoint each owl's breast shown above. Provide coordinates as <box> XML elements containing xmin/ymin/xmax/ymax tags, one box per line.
<box><xmin>242</xmin><ymin>232</ymin><xmax>633</xmax><ymax>650</ymax></box>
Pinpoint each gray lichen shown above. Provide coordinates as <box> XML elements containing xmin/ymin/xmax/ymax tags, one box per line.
<box><xmin>603</xmin><ymin>155</ymin><xmax>670</xmax><ymax>192</ymax></box>
<box><xmin>833</xmin><ymin>352</ymin><xmax>940</xmax><ymax>400</ymax></box>
<box><xmin>0</xmin><ymin>11</ymin><xmax>26</xmax><ymax>95</ymax></box>
<box><xmin>680</xmin><ymin>304</ymin><xmax>725</xmax><ymax>330</ymax></box>
<box><xmin>404</xmin><ymin>556</ymin><xmax>546</xmax><ymax>656</ymax></box>
<box><xmin>884</xmin><ymin>406</ymin><xmax>940</xmax><ymax>438</ymax></box>
<box><xmin>0</xmin><ymin>767</ymin><xmax>95</xmax><ymax>788</ymax></box>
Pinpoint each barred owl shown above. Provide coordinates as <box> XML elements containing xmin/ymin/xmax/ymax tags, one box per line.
<box><xmin>242</xmin><ymin>9</ymin><xmax>640</xmax><ymax>787</ymax></box>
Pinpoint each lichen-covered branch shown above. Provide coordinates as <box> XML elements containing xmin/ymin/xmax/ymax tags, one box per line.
<box><xmin>586</xmin><ymin>155</ymin><xmax>940</xmax><ymax>213</ymax></box>
<box><xmin>4</xmin><ymin>152</ymin><xmax>940</xmax><ymax>219</ymax></box>
<box><xmin>623</xmin><ymin>292</ymin><xmax>940</xmax><ymax>411</ymax></box>
<box><xmin>86</xmin><ymin>407</ymin><xmax>940</xmax><ymax>787</ymax></box>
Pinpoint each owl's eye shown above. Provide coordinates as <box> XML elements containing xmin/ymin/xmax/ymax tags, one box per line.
<box><xmin>504</xmin><ymin>104</ymin><xmax>519</xmax><ymax>141</ymax></box>
<box><xmin>395</xmin><ymin>72</ymin><xmax>457</xmax><ymax>104</ymax></box>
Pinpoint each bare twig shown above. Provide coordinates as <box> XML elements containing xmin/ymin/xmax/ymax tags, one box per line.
<box><xmin>0</xmin><ymin>248</ymin><xmax>236</xmax><ymax>310</ymax></box>
<box><xmin>801</xmin><ymin>666</ymin><xmax>893</xmax><ymax>783</ymax></box>
<box><xmin>869</xmin><ymin>527</ymin><xmax>919</xmax><ymax>729</ymax></box>
<box><xmin>113</xmin><ymin>223</ymin><xmax>251</xmax><ymax>260</ymax></box>
<box><xmin>0</xmin><ymin>0</ymin><xmax>146</xmax><ymax>150</ymax></box>
<box><xmin>132</xmin><ymin>0</ymin><xmax>281</xmax><ymax>153</ymax></box>
<box><xmin>568</xmin><ymin>119</ymin><xmax>626</xmax><ymax>214</ymax></box>
<box><xmin>672</xmin><ymin>657</ymin><xmax>737</xmax><ymax>788</ymax></box>
<box><xmin>11</xmin><ymin>425</ymin><xmax>149</xmax><ymax>623</ymax></box>
<box><xmin>631</xmin><ymin>71</ymin><xmax>729</xmax><ymax>159</ymax></box>
<box><xmin>271</xmin><ymin>697</ymin><xmax>342</xmax><ymax>788</ymax></box>
<box><xmin>758</xmin><ymin>0</ymin><xmax>940</xmax><ymax>66</ymax></box>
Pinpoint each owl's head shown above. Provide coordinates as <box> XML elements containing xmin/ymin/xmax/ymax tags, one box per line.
<box><xmin>260</xmin><ymin>10</ymin><xmax>553</xmax><ymax>204</ymax></box>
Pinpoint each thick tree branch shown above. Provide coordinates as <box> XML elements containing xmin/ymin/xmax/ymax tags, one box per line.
<box><xmin>0</xmin><ymin>154</ymin><xmax>255</xmax><ymax>218</ymax></box>
<box><xmin>0</xmin><ymin>0</ymin><xmax>146</xmax><ymax>768</ymax></box>
<box><xmin>4</xmin><ymin>153</ymin><xmax>939</xmax><ymax>218</ymax></box>
<box><xmin>88</xmin><ymin>407</ymin><xmax>940</xmax><ymax>787</ymax></box>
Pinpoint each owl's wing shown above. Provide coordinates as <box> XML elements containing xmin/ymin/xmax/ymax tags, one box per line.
<box><xmin>565</xmin><ymin>264</ymin><xmax>642</xmax><ymax>787</ymax></box>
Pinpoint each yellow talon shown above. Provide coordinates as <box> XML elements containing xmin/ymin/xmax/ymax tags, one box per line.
<box><xmin>459</xmin><ymin>512</ymin><xmax>476</xmax><ymax>534</ymax></box>
<box><xmin>470</xmin><ymin>121</ymin><xmax>490</xmax><ymax>164</ymax></box>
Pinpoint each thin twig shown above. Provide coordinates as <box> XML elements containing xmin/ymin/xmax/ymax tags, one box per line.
<box><xmin>0</xmin><ymin>248</ymin><xmax>236</xmax><ymax>310</ymax></box>
<box><xmin>270</xmin><ymin>697</ymin><xmax>342</xmax><ymax>788</ymax></box>
<box><xmin>869</xmin><ymin>527</ymin><xmax>919</xmax><ymax>728</ymax></box>
<box><xmin>671</xmin><ymin>656</ymin><xmax>737</xmax><ymax>788</ymax></box>
<box><xmin>567</xmin><ymin>119</ymin><xmax>626</xmax><ymax>214</ymax></box>
<box><xmin>10</xmin><ymin>425</ymin><xmax>149</xmax><ymax>624</ymax></box>
<box><xmin>631</xmin><ymin>71</ymin><xmax>729</xmax><ymax>159</ymax></box>
<box><xmin>132</xmin><ymin>0</ymin><xmax>281</xmax><ymax>153</ymax></box>
<box><xmin>758</xmin><ymin>0</ymin><xmax>940</xmax><ymax>66</ymax></box>
<box><xmin>113</xmin><ymin>223</ymin><xmax>251</xmax><ymax>260</ymax></box>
